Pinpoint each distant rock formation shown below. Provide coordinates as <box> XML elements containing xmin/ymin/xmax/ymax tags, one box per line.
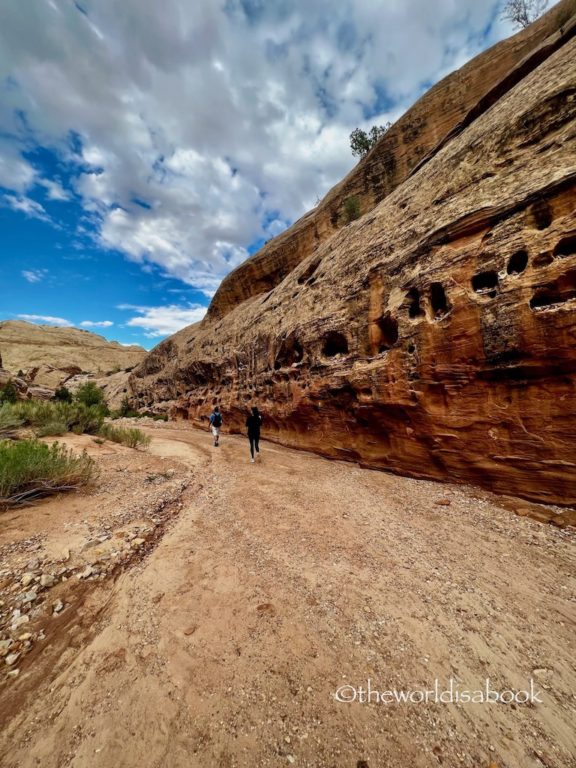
<box><xmin>130</xmin><ymin>0</ymin><xmax>576</xmax><ymax>505</ymax></box>
<box><xmin>0</xmin><ymin>320</ymin><xmax>146</xmax><ymax>389</ymax></box>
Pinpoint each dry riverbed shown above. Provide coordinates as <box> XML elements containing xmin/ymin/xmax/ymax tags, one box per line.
<box><xmin>0</xmin><ymin>423</ymin><xmax>574</xmax><ymax>768</ymax></box>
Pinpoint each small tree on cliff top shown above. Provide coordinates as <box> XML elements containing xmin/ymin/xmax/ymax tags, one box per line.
<box><xmin>502</xmin><ymin>0</ymin><xmax>549</xmax><ymax>28</ymax></box>
<box><xmin>349</xmin><ymin>123</ymin><xmax>391</xmax><ymax>158</ymax></box>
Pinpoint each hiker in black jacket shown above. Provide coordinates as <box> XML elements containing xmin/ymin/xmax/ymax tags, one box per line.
<box><xmin>246</xmin><ymin>406</ymin><xmax>262</xmax><ymax>463</ymax></box>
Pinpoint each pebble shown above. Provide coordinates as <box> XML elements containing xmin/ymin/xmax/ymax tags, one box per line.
<box><xmin>53</xmin><ymin>599</ymin><xmax>64</xmax><ymax>614</ymax></box>
<box><xmin>0</xmin><ymin>640</ymin><xmax>12</xmax><ymax>657</ymax></box>
<box><xmin>79</xmin><ymin>566</ymin><xmax>94</xmax><ymax>579</ymax></box>
<box><xmin>22</xmin><ymin>590</ymin><xmax>37</xmax><ymax>604</ymax></box>
<box><xmin>6</xmin><ymin>669</ymin><xmax>19</xmax><ymax>679</ymax></box>
<box><xmin>21</xmin><ymin>573</ymin><xmax>35</xmax><ymax>587</ymax></box>
<box><xmin>11</xmin><ymin>615</ymin><xmax>30</xmax><ymax>630</ymax></box>
<box><xmin>5</xmin><ymin>652</ymin><xmax>20</xmax><ymax>666</ymax></box>
<box><xmin>40</xmin><ymin>573</ymin><xmax>55</xmax><ymax>588</ymax></box>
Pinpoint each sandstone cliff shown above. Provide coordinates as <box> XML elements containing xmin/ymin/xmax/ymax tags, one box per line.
<box><xmin>130</xmin><ymin>1</ymin><xmax>576</xmax><ymax>506</ymax></box>
<box><xmin>0</xmin><ymin>321</ymin><xmax>146</xmax><ymax>387</ymax></box>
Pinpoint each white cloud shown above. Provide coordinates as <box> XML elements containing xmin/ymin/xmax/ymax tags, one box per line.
<box><xmin>2</xmin><ymin>194</ymin><xmax>50</xmax><ymax>222</ymax></box>
<box><xmin>0</xmin><ymin>0</ymin><xmax>506</xmax><ymax>294</ymax></box>
<box><xmin>0</xmin><ymin>142</ymin><xmax>36</xmax><ymax>193</ymax></box>
<box><xmin>17</xmin><ymin>314</ymin><xmax>72</xmax><ymax>327</ymax></box>
<box><xmin>80</xmin><ymin>320</ymin><xmax>114</xmax><ymax>328</ymax></box>
<box><xmin>39</xmin><ymin>178</ymin><xmax>71</xmax><ymax>201</ymax></box>
<box><xmin>119</xmin><ymin>303</ymin><xmax>207</xmax><ymax>337</ymax></box>
<box><xmin>22</xmin><ymin>268</ymin><xmax>48</xmax><ymax>283</ymax></box>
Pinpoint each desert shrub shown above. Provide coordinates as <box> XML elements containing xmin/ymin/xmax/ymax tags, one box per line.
<box><xmin>98</xmin><ymin>423</ymin><xmax>150</xmax><ymax>449</ymax></box>
<box><xmin>343</xmin><ymin>195</ymin><xmax>361</xmax><ymax>224</ymax></box>
<box><xmin>11</xmin><ymin>400</ymin><xmax>105</xmax><ymax>435</ymax></box>
<box><xmin>0</xmin><ymin>381</ymin><xmax>19</xmax><ymax>405</ymax></box>
<box><xmin>36</xmin><ymin>420</ymin><xmax>68</xmax><ymax>437</ymax></box>
<box><xmin>53</xmin><ymin>386</ymin><xmax>73</xmax><ymax>403</ymax></box>
<box><xmin>0</xmin><ymin>439</ymin><xmax>96</xmax><ymax>507</ymax></box>
<box><xmin>118</xmin><ymin>396</ymin><xmax>139</xmax><ymax>418</ymax></box>
<box><xmin>0</xmin><ymin>405</ymin><xmax>24</xmax><ymax>439</ymax></box>
<box><xmin>75</xmin><ymin>381</ymin><xmax>107</xmax><ymax>410</ymax></box>
<box><xmin>70</xmin><ymin>404</ymin><xmax>106</xmax><ymax>435</ymax></box>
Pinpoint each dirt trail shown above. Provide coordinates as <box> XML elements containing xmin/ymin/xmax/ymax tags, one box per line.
<box><xmin>1</xmin><ymin>426</ymin><xmax>575</xmax><ymax>768</ymax></box>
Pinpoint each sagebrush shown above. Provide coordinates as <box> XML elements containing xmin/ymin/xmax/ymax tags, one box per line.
<box><xmin>98</xmin><ymin>423</ymin><xmax>151</xmax><ymax>449</ymax></box>
<box><xmin>0</xmin><ymin>439</ymin><xmax>96</xmax><ymax>507</ymax></box>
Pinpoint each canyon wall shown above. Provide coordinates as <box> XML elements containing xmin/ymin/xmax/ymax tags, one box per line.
<box><xmin>130</xmin><ymin>2</ymin><xmax>576</xmax><ymax>505</ymax></box>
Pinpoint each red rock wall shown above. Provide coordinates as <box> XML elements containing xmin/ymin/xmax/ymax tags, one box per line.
<box><xmin>131</xmin><ymin>7</ymin><xmax>576</xmax><ymax>506</ymax></box>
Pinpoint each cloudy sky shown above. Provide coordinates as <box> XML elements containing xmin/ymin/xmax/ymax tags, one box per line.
<box><xmin>0</xmin><ymin>0</ymin><xmax>516</xmax><ymax>348</ymax></box>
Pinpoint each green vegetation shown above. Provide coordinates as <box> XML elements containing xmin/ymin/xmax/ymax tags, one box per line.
<box><xmin>98</xmin><ymin>423</ymin><xmax>151</xmax><ymax>449</ymax></box>
<box><xmin>75</xmin><ymin>380</ymin><xmax>107</xmax><ymax>409</ymax></box>
<box><xmin>53</xmin><ymin>386</ymin><xmax>73</xmax><ymax>403</ymax></box>
<box><xmin>0</xmin><ymin>439</ymin><xmax>96</xmax><ymax>508</ymax></box>
<box><xmin>0</xmin><ymin>407</ymin><xmax>24</xmax><ymax>439</ymax></box>
<box><xmin>349</xmin><ymin>123</ymin><xmax>391</xmax><ymax>158</ymax></box>
<box><xmin>0</xmin><ymin>400</ymin><xmax>106</xmax><ymax>436</ymax></box>
<box><xmin>0</xmin><ymin>380</ymin><xmax>19</xmax><ymax>405</ymax></box>
<box><xmin>343</xmin><ymin>195</ymin><xmax>361</xmax><ymax>224</ymax></box>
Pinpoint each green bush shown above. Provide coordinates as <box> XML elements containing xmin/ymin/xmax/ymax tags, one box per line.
<box><xmin>53</xmin><ymin>386</ymin><xmax>73</xmax><ymax>403</ymax></box>
<box><xmin>75</xmin><ymin>381</ymin><xmax>107</xmax><ymax>410</ymax></box>
<box><xmin>118</xmin><ymin>396</ymin><xmax>139</xmax><ymax>418</ymax></box>
<box><xmin>0</xmin><ymin>381</ymin><xmax>19</xmax><ymax>405</ymax></box>
<box><xmin>9</xmin><ymin>400</ymin><xmax>105</xmax><ymax>436</ymax></box>
<box><xmin>343</xmin><ymin>195</ymin><xmax>361</xmax><ymax>224</ymax></box>
<box><xmin>36</xmin><ymin>420</ymin><xmax>68</xmax><ymax>437</ymax></box>
<box><xmin>0</xmin><ymin>405</ymin><xmax>24</xmax><ymax>439</ymax></box>
<box><xmin>0</xmin><ymin>439</ymin><xmax>96</xmax><ymax>507</ymax></box>
<box><xmin>98</xmin><ymin>423</ymin><xmax>150</xmax><ymax>449</ymax></box>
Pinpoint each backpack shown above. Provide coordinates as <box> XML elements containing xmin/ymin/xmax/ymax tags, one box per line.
<box><xmin>213</xmin><ymin>412</ymin><xmax>222</xmax><ymax>427</ymax></box>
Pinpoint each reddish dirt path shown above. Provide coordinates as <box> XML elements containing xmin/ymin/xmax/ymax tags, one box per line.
<box><xmin>1</xmin><ymin>425</ymin><xmax>575</xmax><ymax>768</ymax></box>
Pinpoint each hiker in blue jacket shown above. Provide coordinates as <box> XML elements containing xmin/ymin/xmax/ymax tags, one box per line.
<box><xmin>209</xmin><ymin>406</ymin><xmax>222</xmax><ymax>447</ymax></box>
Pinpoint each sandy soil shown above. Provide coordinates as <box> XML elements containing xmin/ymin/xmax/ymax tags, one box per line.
<box><xmin>0</xmin><ymin>425</ymin><xmax>574</xmax><ymax>768</ymax></box>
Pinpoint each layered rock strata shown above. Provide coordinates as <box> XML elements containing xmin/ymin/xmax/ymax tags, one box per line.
<box><xmin>130</xmin><ymin>4</ymin><xmax>576</xmax><ymax>505</ymax></box>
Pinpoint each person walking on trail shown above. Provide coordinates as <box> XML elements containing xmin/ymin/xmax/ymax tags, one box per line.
<box><xmin>209</xmin><ymin>406</ymin><xmax>223</xmax><ymax>447</ymax></box>
<box><xmin>246</xmin><ymin>406</ymin><xmax>262</xmax><ymax>463</ymax></box>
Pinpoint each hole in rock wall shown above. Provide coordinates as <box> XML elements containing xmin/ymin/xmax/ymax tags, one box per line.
<box><xmin>274</xmin><ymin>337</ymin><xmax>304</xmax><ymax>370</ymax></box>
<box><xmin>322</xmin><ymin>331</ymin><xmax>349</xmax><ymax>357</ymax></box>
<box><xmin>554</xmin><ymin>234</ymin><xmax>576</xmax><ymax>258</ymax></box>
<box><xmin>530</xmin><ymin>268</ymin><xmax>576</xmax><ymax>309</ymax></box>
<box><xmin>529</xmin><ymin>200</ymin><xmax>552</xmax><ymax>230</ymax></box>
<box><xmin>374</xmin><ymin>313</ymin><xmax>399</xmax><ymax>352</ymax></box>
<box><xmin>407</xmin><ymin>287</ymin><xmax>424</xmax><ymax>318</ymax></box>
<box><xmin>472</xmin><ymin>271</ymin><xmax>499</xmax><ymax>294</ymax></box>
<box><xmin>533</xmin><ymin>252</ymin><xmax>554</xmax><ymax>268</ymax></box>
<box><xmin>430</xmin><ymin>282</ymin><xmax>449</xmax><ymax>317</ymax></box>
<box><xmin>507</xmin><ymin>250</ymin><xmax>529</xmax><ymax>275</ymax></box>
<box><xmin>298</xmin><ymin>258</ymin><xmax>321</xmax><ymax>285</ymax></box>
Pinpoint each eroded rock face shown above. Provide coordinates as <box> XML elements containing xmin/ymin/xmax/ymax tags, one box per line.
<box><xmin>131</xmin><ymin>5</ymin><xmax>576</xmax><ymax>505</ymax></box>
<box><xmin>207</xmin><ymin>0</ymin><xmax>576</xmax><ymax>321</ymax></box>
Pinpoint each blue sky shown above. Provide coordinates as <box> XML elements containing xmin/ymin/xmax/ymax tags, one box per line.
<box><xmin>0</xmin><ymin>0</ymin><xmax>515</xmax><ymax>349</ymax></box>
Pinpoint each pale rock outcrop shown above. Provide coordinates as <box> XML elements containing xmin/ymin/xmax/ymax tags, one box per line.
<box><xmin>0</xmin><ymin>321</ymin><xmax>145</xmax><ymax>388</ymax></box>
